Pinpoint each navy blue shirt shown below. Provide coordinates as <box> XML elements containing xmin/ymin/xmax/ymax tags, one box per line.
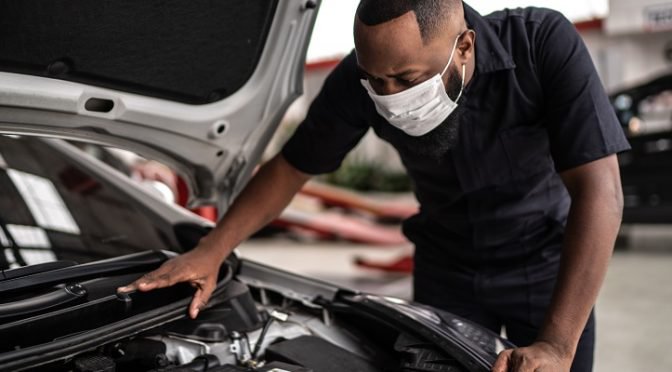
<box><xmin>282</xmin><ymin>4</ymin><xmax>630</xmax><ymax>266</ymax></box>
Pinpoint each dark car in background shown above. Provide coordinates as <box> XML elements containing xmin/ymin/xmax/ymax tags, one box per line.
<box><xmin>611</xmin><ymin>74</ymin><xmax>672</xmax><ymax>223</ymax></box>
<box><xmin>0</xmin><ymin>1</ymin><xmax>513</xmax><ymax>371</ymax></box>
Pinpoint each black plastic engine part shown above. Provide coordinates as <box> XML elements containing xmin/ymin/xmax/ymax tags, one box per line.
<box><xmin>112</xmin><ymin>338</ymin><xmax>169</xmax><ymax>371</ymax></box>
<box><xmin>0</xmin><ymin>283</ymin><xmax>87</xmax><ymax>320</ymax></box>
<box><xmin>148</xmin><ymin>354</ymin><xmax>220</xmax><ymax>372</ymax></box>
<box><xmin>0</xmin><ymin>280</ymin><xmax>195</xmax><ymax>352</ymax></box>
<box><xmin>160</xmin><ymin>280</ymin><xmax>262</xmax><ymax>341</ymax></box>
<box><xmin>205</xmin><ymin>362</ymin><xmax>312</xmax><ymax>372</ymax></box>
<box><xmin>0</xmin><ymin>261</ymin><xmax>235</xmax><ymax>371</ymax></box>
<box><xmin>204</xmin><ymin>366</ymin><xmax>249</xmax><ymax>372</ymax></box>
<box><xmin>0</xmin><ymin>250</ymin><xmax>174</xmax><ymax>296</ymax></box>
<box><xmin>74</xmin><ymin>354</ymin><xmax>115</xmax><ymax>372</ymax></box>
<box><xmin>259</xmin><ymin>361</ymin><xmax>314</xmax><ymax>371</ymax></box>
<box><xmin>265</xmin><ymin>335</ymin><xmax>379</xmax><ymax>372</ymax></box>
<box><xmin>394</xmin><ymin>333</ymin><xmax>467</xmax><ymax>372</ymax></box>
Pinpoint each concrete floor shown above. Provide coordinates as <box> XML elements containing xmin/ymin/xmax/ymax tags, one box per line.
<box><xmin>238</xmin><ymin>224</ymin><xmax>672</xmax><ymax>371</ymax></box>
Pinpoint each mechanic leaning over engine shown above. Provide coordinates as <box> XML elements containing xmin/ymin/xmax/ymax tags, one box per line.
<box><xmin>119</xmin><ymin>1</ymin><xmax>630</xmax><ymax>371</ymax></box>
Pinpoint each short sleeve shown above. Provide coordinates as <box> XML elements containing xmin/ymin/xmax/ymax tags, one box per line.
<box><xmin>281</xmin><ymin>52</ymin><xmax>369</xmax><ymax>175</ymax></box>
<box><xmin>535</xmin><ymin>12</ymin><xmax>630</xmax><ymax>172</ymax></box>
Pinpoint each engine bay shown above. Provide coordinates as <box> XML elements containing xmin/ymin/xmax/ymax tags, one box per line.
<box><xmin>0</xmin><ymin>252</ymin><xmax>474</xmax><ymax>372</ymax></box>
<box><xmin>71</xmin><ymin>280</ymin><xmax>383</xmax><ymax>372</ymax></box>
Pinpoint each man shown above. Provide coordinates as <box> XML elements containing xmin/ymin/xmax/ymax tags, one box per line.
<box><xmin>118</xmin><ymin>1</ymin><xmax>629</xmax><ymax>371</ymax></box>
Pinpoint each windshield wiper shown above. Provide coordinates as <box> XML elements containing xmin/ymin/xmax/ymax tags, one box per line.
<box><xmin>0</xmin><ymin>250</ymin><xmax>176</xmax><ymax>296</ymax></box>
<box><xmin>1</xmin><ymin>260</ymin><xmax>78</xmax><ymax>281</ymax></box>
<box><xmin>0</xmin><ymin>283</ymin><xmax>87</xmax><ymax>320</ymax></box>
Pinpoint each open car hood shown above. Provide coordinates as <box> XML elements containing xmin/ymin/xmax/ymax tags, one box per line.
<box><xmin>0</xmin><ymin>0</ymin><xmax>320</xmax><ymax>211</ymax></box>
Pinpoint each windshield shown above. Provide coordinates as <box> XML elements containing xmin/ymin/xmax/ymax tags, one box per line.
<box><xmin>0</xmin><ymin>135</ymin><xmax>180</xmax><ymax>269</ymax></box>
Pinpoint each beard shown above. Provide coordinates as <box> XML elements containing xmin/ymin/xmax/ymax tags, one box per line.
<box><xmin>387</xmin><ymin>64</ymin><xmax>466</xmax><ymax>162</ymax></box>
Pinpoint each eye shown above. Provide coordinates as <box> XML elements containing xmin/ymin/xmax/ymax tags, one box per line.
<box><xmin>396</xmin><ymin>76</ymin><xmax>419</xmax><ymax>87</ymax></box>
<box><xmin>357</xmin><ymin>67</ymin><xmax>382</xmax><ymax>83</ymax></box>
<box><xmin>365</xmin><ymin>74</ymin><xmax>385</xmax><ymax>85</ymax></box>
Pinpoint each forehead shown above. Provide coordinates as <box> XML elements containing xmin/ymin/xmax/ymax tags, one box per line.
<box><xmin>354</xmin><ymin>11</ymin><xmax>423</xmax><ymax>57</ymax></box>
<box><xmin>354</xmin><ymin>11</ymin><xmax>452</xmax><ymax>74</ymax></box>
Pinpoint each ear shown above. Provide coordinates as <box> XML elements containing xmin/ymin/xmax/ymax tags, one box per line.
<box><xmin>455</xmin><ymin>29</ymin><xmax>475</xmax><ymax>64</ymax></box>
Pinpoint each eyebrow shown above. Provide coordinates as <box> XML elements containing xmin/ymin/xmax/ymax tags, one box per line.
<box><xmin>356</xmin><ymin>64</ymin><xmax>379</xmax><ymax>79</ymax></box>
<box><xmin>389</xmin><ymin>69</ymin><xmax>420</xmax><ymax>79</ymax></box>
<box><xmin>356</xmin><ymin>64</ymin><xmax>419</xmax><ymax>80</ymax></box>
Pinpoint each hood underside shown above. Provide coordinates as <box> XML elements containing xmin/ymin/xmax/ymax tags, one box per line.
<box><xmin>0</xmin><ymin>0</ymin><xmax>321</xmax><ymax>212</ymax></box>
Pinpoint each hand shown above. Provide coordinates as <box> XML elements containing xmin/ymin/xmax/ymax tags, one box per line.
<box><xmin>492</xmin><ymin>341</ymin><xmax>574</xmax><ymax>372</ymax></box>
<box><xmin>117</xmin><ymin>241</ymin><xmax>228</xmax><ymax>319</ymax></box>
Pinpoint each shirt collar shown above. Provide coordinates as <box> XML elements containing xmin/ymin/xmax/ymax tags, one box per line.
<box><xmin>463</xmin><ymin>2</ymin><xmax>516</xmax><ymax>74</ymax></box>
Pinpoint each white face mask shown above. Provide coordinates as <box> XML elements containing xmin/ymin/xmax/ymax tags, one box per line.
<box><xmin>360</xmin><ymin>32</ymin><xmax>466</xmax><ymax>137</ymax></box>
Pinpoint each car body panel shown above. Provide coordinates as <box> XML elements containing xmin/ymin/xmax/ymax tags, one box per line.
<box><xmin>239</xmin><ymin>260</ymin><xmax>513</xmax><ymax>372</ymax></box>
<box><xmin>0</xmin><ymin>0</ymin><xmax>320</xmax><ymax>212</ymax></box>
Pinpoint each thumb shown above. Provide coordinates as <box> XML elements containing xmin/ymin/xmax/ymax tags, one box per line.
<box><xmin>188</xmin><ymin>281</ymin><xmax>216</xmax><ymax>319</ymax></box>
<box><xmin>492</xmin><ymin>349</ymin><xmax>513</xmax><ymax>372</ymax></box>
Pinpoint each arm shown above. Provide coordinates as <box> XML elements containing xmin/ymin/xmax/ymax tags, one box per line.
<box><xmin>200</xmin><ymin>153</ymin><xmax>311</xmax><ymax>261</ymax></box>
<box><xmin>538</xmin><ymin>154</ymin><xmax>623</xmax><ymax>356</ymax></box>
<box><xmin>118</xmin><ymin>52</ymin><xmax>368</xmax><ymax>319</ymax></box>
<box><xmin>494</xmin><ymin>8</ymin><xmax>629</xmax><ymax>370</ymax></box>
<box><xmin>493</xmin><ymin>154</ymin><xmax>624</xmax><ymax>371</ymax></box>
<box><xmin>118</xmin><ymin>153</ymin><xmax>311</xmax><ymax>319</ymax></box>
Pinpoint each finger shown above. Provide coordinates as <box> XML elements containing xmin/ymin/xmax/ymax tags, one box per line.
<box><xmin>117</xmin><ymin>273</ymin><xmax>158</xmax><ymax>293</ymax></box>
<box><xmin>118</xmin><ymin>263</ymin><xmax>181</xmax><ymax>293</ymax></box>
<box><xmin>189</xmin><ymin>281</ymin><xmax>216</xmax><ymax>319</ymax></box>
<box><xmin>117</xmin><ymin>281</ymin><xmax>139</xmax><ymax>294</ymax></box>
<box><xmin>492</xmin><ymin>349</ymin><xmax>512</xmax><ymax>372</ymax></box>
<box><xmin>136</xmin><ymin>271</ymin><xmax>172</xmax><ymax>291</ymax></box>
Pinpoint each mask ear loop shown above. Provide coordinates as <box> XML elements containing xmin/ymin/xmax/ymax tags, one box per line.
<box><xmin>455</xmin><ymin>63</ymin><xmax>466</xmax><ymax>103</ymax></box>
<box><xmin>440</xmin><ymin>30</ymin><xmax>465</xmax><ymax>77</ymax></box>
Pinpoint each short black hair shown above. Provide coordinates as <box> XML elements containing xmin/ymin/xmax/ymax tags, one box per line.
<box><xmin>356</xmin><ymin>0</ymin><xmax>459</xmax><ymax>43</ymax></box>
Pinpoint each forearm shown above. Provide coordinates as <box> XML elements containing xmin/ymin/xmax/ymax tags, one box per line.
<box><xmin>199</xmin><ymin>153</ymin><xmax>311</xmax><ymax>260</ymax></box>
<box><xmin>538</xmin><ymin>163</ymin><xmax>623</xmax><ymax>357</ymax></box>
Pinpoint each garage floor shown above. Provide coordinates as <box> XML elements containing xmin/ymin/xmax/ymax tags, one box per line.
<box><xmin>239</xmin><ymin>225</ymin><xmax>672</xmax><ymax>371</ymax></box>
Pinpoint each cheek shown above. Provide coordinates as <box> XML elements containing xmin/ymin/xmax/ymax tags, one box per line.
<box><xmin>445</xmin><ymin>65</ymin><xmax>464</xmax><ymax>97</ymax></box>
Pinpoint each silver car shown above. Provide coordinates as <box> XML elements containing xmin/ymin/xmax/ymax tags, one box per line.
<box><xmin>0</xmin><ymin>1</ymin><xmax>513</xmax><ymax>371</ymax></box>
